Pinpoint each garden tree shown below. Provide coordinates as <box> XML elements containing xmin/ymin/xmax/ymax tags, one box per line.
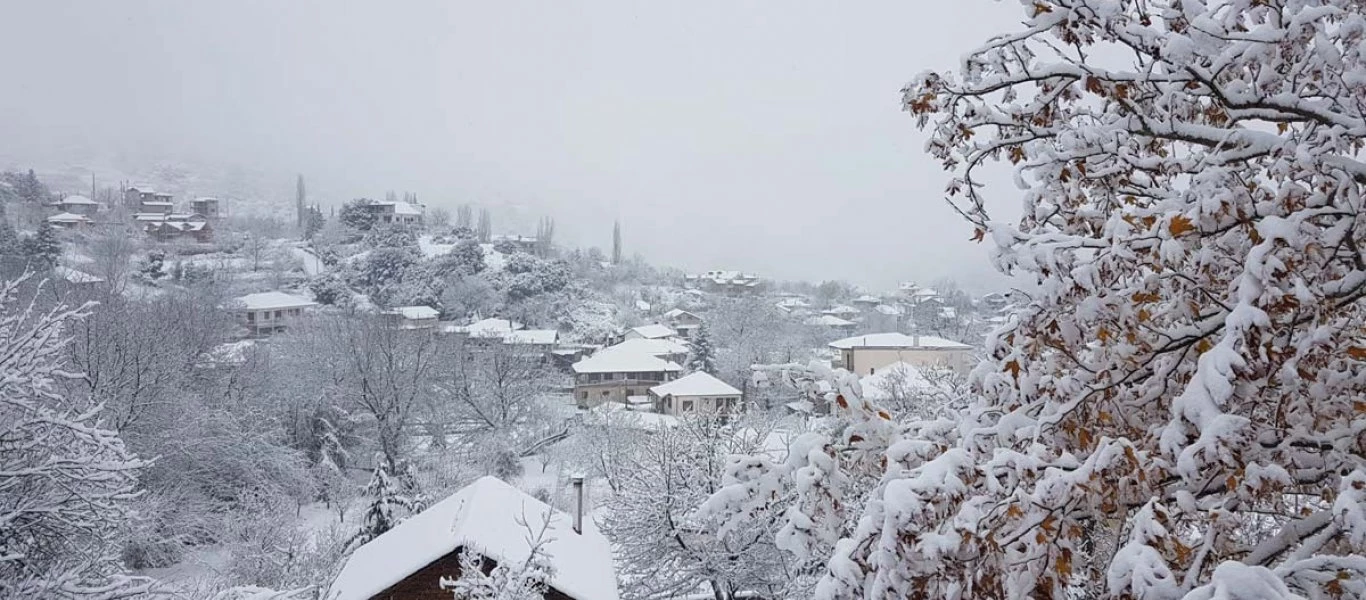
<box><xmin>428</xmin><ymin>206</ymin><xmax>452</xmax><ymax>228</ymax></box>
<box><xmin>428</xmin><ymin>340</ymin><xmax>559</xmax><ymax>464</ymax></box>
<box><xmin>308</xmin><ymin>272</ymin><xmax>352</xmax><ymax>306</ymax></box>
<box><xmin>707</xmin><ymin>297</ymin><xmax>815</xmax><ymax>391</ymax></box>
<box><xmin>477</xmin><ymin>207</ymin><xmax>492</xmax><ymax>242</ymax></box>
<box><xmin>84</xmin><ymin>230</ymin><xmax>137</xmax><ymax>296</ymax></box>
<box><xmin>339</xmin><ymin>198</ymin><xmax>378</xmax><ymax>231</ymax></box>
<box><xmin>435</xmin><ymin>239</ymin><xmax>486</xmax><ymax>277</ymax></box>
<box><xmin>534</xmin><ymin>216</ymin><xmax>555</xmax><ymax>256</ymax></box>
<box><xmin>712</xmin><ymin>2</ymin><xmax>1366</xmax><ymax>599</ymax></box>
<box><xmin>439</xmin><ymin>274</ymin><xmax>500</xmax><ymax>320</ymax></box>
<box><xmin>65</xmin><ymin>290</ymin><xmax>234</xmax><ymax>433</ymax></box>
<box><xmin>348</xmin><ymin>457</ymin><xmax>421</xmax><ymax>550</ymax></box>
<box><xmin>20</xmin><ymin>219</ymin><xmax>60</xmax><ymax>267</ymax></box>
<box><xmin>297</xmin><ymin>314</ymin><xmax>438</xmax><ymax>469</ymax></box>
<box><xmin>0</xmin><ymin>279</ymin><xmax>152</xmax><ymax>598</ymax></box>
<box><xmin>603</xmin><ymin>415</ymin><xmax>792</xmax><ymax>600</ymax></box>
<box><xmin>456</xmin><ymin>203</ymin><xmax>474</xmax><ymax>229</ymax></box>
<box><xmin>686</xmin><ymin>323</ymin><xmax>717</xmax><ymax>374</ymax></box>
<box><xmin>303</xmin><ymin>206</ymin><xmax>325</xmax><ymax>239</ymax></box>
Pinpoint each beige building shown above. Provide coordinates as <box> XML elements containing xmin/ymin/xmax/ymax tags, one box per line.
<box><xmin>572</xmin><ymin>351</ymin><xmax>681</xmax><ymax>408</ymax></box>
<box><xmin>829</xmin><ymin>332</ymin><xmax>974</xmax><ymax>376</ymax></box>
<box><xmin>649</xmin><ymin>371</ymin><xmax>742</xmax><ymax>417</ymax></box>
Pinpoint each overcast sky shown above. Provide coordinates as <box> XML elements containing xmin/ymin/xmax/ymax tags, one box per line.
<box><xmin>1</xmin><ymin>1</ymin><xmax>1023</xmax><ymax>292</ymax></box>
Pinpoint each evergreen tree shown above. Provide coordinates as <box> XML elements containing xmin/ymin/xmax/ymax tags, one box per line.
<box><xmin>0</xmin><ymin>203</ymin><xmax>19</xmax><ymax>256</ymax></box>
<box><xmin>20</xmin><ymin>220</ymin><xmax>59</xmax><ymax>267</ymax></box>
<box><xmin>686</xmin><ymin>324</ymin><xmax>717</xmax><ymax>374</ymax></box>
<box><xmin>348</xmin><ymin>457</ymin><xmax>419</xmax><ymax>550</ymax></box>
<box><xmin>476</xmin><ymin>208</ymin><xmax>492</xmax><ymax>242</ymax></box>
<box><xmin>304</xmin><ymin>206</ymin><xmax>325</xmax><ymax>240</ymax></box>
<box><xmin>611</xmin><ymin>220</ymin><xmax>622</xmax><ymax>264</ymax></box>
<box><xmin>295</xmin><ymin>174</ymin><xmax>306</xmax><ymax>229</ymax></box>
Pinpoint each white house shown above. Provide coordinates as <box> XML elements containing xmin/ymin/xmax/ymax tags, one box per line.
<box><xmin>805</xmin><ymin>314</ymin><xmax>857</xmax><ymax>333</ymax></box>
<box><xmin>229</xmin><ymin>291</ymin><xmax>316</xmax><ymax>335</ymax></box>
<box><xmin>661</xmin><ymin>308</ymin><xmax>704</xmax><ymax>340</ymax></box>
<box><xmin>52</xmin><ymin>195</ymin><xmax>99</xmax><ymax>216</ymax></box>
<box><xmin>649</xmin><ymin>371</ymin><xmax>743</xmax><ymax>417</ymax></box>
<box><xmin>384</xmin><ymin>305</ymin><xmax>440</xmax><ymax>330</ymax></box>
<box><xmin>362</xmin><ymin>200</ymin><xmax>424</xmax><ymax>226</ymax></box>
<box><xmin>328</xmin><ymin>476</ymin><xmax>618</xmax><ymax>600</ymax></box>
<box><xmin>685</xmin><ymin>270</ymin><xmax>763</xmax><ymax>295</ymax></box>
<box><xmin>445</xmin><ymin>317</ymin><xmax>524</xmax><ymax>339</ymax></box>
<box><xmin>47</xmin><ymin>212</ymin><xmax>92</xmax><ymax>230</ymax></box>
<box><xmin>572</xmin><ymin>351</ymin><xmax>682</xmax><ymax>408</ymax></box>
<box><xmin>829</xmin><ymin>332</ymin><xmax>974</xmax><ymax>376</ymax></box>
<box><xmin>623</xmin><ymin>323</ymin><xmax>677</xmax><ymax>341</ymax></box>
<box><xmin>503</xmin><ymin>329</ymin><xmax>560</xmax><ymax>356</ymax></box>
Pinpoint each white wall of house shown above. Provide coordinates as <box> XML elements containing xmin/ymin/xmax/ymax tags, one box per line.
<box><xmin>655</xmin><ymin>393</ymin><xmax>741</xmax><ymax>416</ymax></box>
<box><xmin>842</xmin><ymin>347</ymin><xmax>974</xmax><ymax>375</ymax></box>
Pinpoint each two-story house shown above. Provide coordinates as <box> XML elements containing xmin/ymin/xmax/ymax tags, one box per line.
<box><xmin>361</xmin><ymin>200</ymin><xmax>424</xmax><ymax>226</ymax></box>
<box><xmin>52</xmin><ymin>195</ymin><xmax>100</xmax><ymax>216</ymax></box>
<box><xmin>190</xmin><ymin>197</ymin><xmax>222</xmax><ymax>219</ymax></box>
<box><xmin>661</xmin><ymin>308</ymin><xmax>704</xmax><ymax>340</ymax></box>
<box><xmin>571</xmin><ymin>352</ymin><xmax>681</xmax><ymax>408</ymax></box>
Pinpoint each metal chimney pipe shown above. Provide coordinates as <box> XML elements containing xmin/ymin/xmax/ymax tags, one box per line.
<box><xmin>571</xmin><ymin>476</ymin><xmax>585</xmax><ymax>534</ymax></box>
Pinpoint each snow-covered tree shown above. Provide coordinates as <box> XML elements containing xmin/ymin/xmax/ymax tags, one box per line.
<box><xmin>715</xmin><ymin>2</ymin><xmax>1366</xmax><ymax>599</ymax></box>
<box><xmin>349</xmin><ymin>457</ymin><xmax>420</xmax><ymax>550</ymax></box>
<box><xmin>21</xmin><ymin>219</ymin><xmax>60</xmax><ymax>267</ymax></box>
<box><xmin>686</xmin><ymin>323</ymin><xmax>717</xmax><ymax>374</ymax></box>
<box><xmin>604</xmin><ymin>416</ymin><xmax>793</xmax><ymax>600</ymax></box>
<box><xmin>0</xmin><ymin>278</ymin><xmax>152</xmax><ymax>597</ymax></box>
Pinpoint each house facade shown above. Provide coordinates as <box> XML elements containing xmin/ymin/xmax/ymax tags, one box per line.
<box><xmin>649</xmin><ymin>371</ymin><xmax>743</xmax><ymax>417</ymax></box>
<box><xmin>572</xmin><ymin>352</ymin><xmax>681</xmax><ymax>408</ymax></box>
<box><xmin>661</xmin><ymin>309</ymin><xmax>703</xmax><ymax>340</ymax></box>
<box><xmin>47</xmin><ymin>212</ymin><xmax>92</xmax><ymax>230</ymax></box>
<box><xmin>53</xmin><ymin>195</ymin><xmax>99</xmax><ymax>216</ymax></box>
<box><xmin>190</xmin><ymin>197</ymin><xmax>222</xmax><ymax>218</ymax></box>
<box><xmin>229</xmin><ymin>291</ymin><xmax>316</xmax><ymax>335</ymax></box>
<box><xmin>829</xmin><ymin>332</ymin><xmax>974</xmax><ymax>376</ymax></box>
<box><xmin>384</xmin><ymin>305</ymin><xmax>440</xmax><ymax>330</ymax></box>
<box><xmin>362</xmin><ymin>200</ymin><xmax>424</xmax><ymax>226</ymax></box>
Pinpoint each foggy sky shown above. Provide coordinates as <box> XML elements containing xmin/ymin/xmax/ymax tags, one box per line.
<box><xmin>1</xmin><ymin>1</ymin><xmax>1023</xmax><ymax>292</ymax></box>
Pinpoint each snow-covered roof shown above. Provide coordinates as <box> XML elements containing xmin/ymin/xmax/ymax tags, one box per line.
<box><xmin>634</xmin><ymin>299</ymin><xmax>651</xmax><ymax>312</ymax></box>
<box><xmin>387</xmin><ymin>305</ymin><xmax>439</xmax><ymax>320</ymax></box>
<box><xmin>54</xmin><ymin>266</ymin><xmax>103</xmax><ymax>284</ymax></box>
<box><xmin>828</xmin><ymin>332</ymin><xmax>972</xmax><ymax>350</ymax></box>
<box><xmin>853</xmin><ymin>294</ymin><xmax>881</xmax><ymax>304</ymax></box>
<box><xmin>805</xmin><ymin>315</ymin><xmax>855</xmax><ymax>327</ymax></box>
<box><xmin>875</xmin><ymin>304</ymin><xmax>904</xmax><ymax>316</ymax></box>
<box><xmin>650</xmin><ymin>371</ymin><xmax>742</xmax><ymax>398</ymax></box>
<box><xmin>328</xmin><ymin>476</ymin><xmax>618</xmax><ymax>600</ymax></box>
<box><xmin>572</xmin><ymin>351</ymin><xmax>682</xmax><ymax>374</ymax></box>
<box><xmin>662</xmin><ymin>308</ymin><xmax>701</xmax><ymax>321</ymax></box>
<box><xmin>231</xmin><ymin>291</ymin><xmax>316</xmax><ymax>311</ymax></box>
<box><xmin>133</xmin><ymin>213</ymin><xmax>166</xmax><ymax>221</ymax></box>
<box><xmin>126</xmin><ymin>185</ymin><xmax>157</xmax><ymax>193</ymax></box>
<box><xmin>140</xmin><ymin>200</ymin><xmax>174</xmax><ymax>207</ymax></box>
<box><xmin>58</xmin><ymin>195</ymin><xmax>97</xmax><ymax>205</ymax></box>
<box><xmin>47</xmin><ymin>212</ymin><xmax>89</xmax><ymax>223</ymax></box>
<box><xmin>504</xmin><ymin>329</ymin><xmax>558</xmax><ymax>345</ymax></box>
<box><xmin>391</xmin><ymin>201</ymin><xmax>423</xmax><ymax>216</ymax></box>
<box><xmin>627</xmin><ymin>324</ymin><xmax>677</xmax><ymax>339</ymax></box>
<box><xmin>596</xmin><ymin>338</ymin><xmax>689</xmax><ymax>359</ymax></box>
<box><xmin>823</xmin><ymin>305</ymin><xmax>859</xmax><ymax>316</ymax></box>
<box><xmin>455</xmin><ymin>317</ymin><xmax>524</xmax><ymax>338</ymax></box>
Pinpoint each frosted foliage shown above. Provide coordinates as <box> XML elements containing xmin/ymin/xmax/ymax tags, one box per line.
<box><xmin>707</xmin><ymin>1</ymin><xmax>1366</xmax><ymax>598</ymax></box>
<box><xmin>0</xmin><ymin>278</ymin><xmax>151</xmax><ymax>598</ymax></box>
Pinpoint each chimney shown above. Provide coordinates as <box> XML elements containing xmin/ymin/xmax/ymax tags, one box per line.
<box><xmin>571</xmin><ymin>476</ymin><xmax>585</xmax><ymax>534</ymax></box>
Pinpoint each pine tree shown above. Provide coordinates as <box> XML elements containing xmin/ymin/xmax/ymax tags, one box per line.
<box><xmin>686</xmin><ymin>324</ymin><xmax>717</xmax><ymax>374</ymax></box>
<box><xmin>295</xmin><ymin>174</ymin><xmax>307</xmax><ymax>229</ymax></box>
<box><xmin>0</xmin><ymin>203</ymin><xmax>19</xmax><ymax>256</ymax></box>
<box><xmin>348</xmin><ymin>457</ymin><xmax>419</xmax><ymax>550</ymax></box>
<box><xmin>21</xmin><ymin>220</ymin><xmax>60</xmax><ymax>267</ymax></box>
<box><xmin>611</xmin><ymin>220</ymin><xmax>622</xmax><ymax>265</ymax></box>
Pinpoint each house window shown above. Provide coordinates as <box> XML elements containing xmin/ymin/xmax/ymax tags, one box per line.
<box><xmin>273</xmin><ymin>310</ymin><xmax>282</xmax><ymax>319</ymax></box>
<box><xmin>682</xmin><ymin>399</ymin><xmax>695</xmax><ymax>412</ymax></box>
<box><xmin>580</xmin><ymin>391</ymin><xmax>587</xmax><ymax>400</ymax></box>
<box><xmin>246</xmin><ymin>312</ymin><xmax>255</xmax><ymax>323</ymax></box>
<box><xmin>601</xmin><ymin>391</ymin><xmax>609</xmax><ymax>398</ymax></box>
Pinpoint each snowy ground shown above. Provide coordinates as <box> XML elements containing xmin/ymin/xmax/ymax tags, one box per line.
<box><xmin>290</xmin><ymin>245</ymin><xmax>324</xmax><ymax>276</ymax></box>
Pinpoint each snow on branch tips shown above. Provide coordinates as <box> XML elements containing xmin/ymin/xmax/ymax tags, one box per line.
<box><xmin>708</xmin><ymin>2</ymin><xmax>1366</xmax><ymax>599</ymax></box>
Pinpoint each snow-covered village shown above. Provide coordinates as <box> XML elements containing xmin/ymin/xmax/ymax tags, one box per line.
<box><xmin>3</xmin><ymin>1</ymin><xmax>1366</xmax><ymax>600</ymax></box>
